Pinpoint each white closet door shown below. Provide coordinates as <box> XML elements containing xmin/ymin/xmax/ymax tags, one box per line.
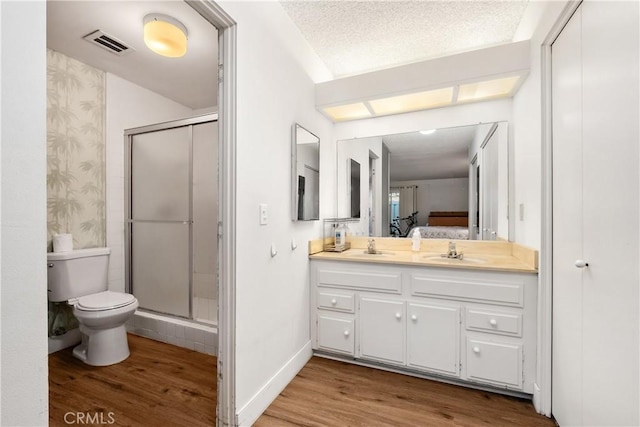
<box><xmin>552</xmin><ymin>2</ymin><xmax>639</xmax><ymax>426</ymax></box>
<box><xmin>551</xmin><ymin>5</ymin><xmax>584</xmax><ymax>426</ymax></box>
<box><xmin>580</xmin><ymin>2</ymin><xmax>639</xmax><ymax>424</ymax></box>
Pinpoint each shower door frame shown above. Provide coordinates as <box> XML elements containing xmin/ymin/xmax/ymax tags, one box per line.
<box><xmin>124</xmin><ymin>113</ymin><xmax>218</xmax><ymax>320</ymax></box>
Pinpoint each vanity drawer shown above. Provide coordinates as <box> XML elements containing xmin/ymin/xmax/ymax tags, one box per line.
<box><xmin>465</xmin><ymin>308</ymin><xmax>522</xmax><ymax>337</ymax></box>
<box><xmin>465</xmin><ymin>338</ymin><xmax>522</xmax><ymax>389</ymax></box>
<box><xmin>317</xmin><ymin>289</ymin><xmax>355</xmax><ymax>313</ymax></box>
<box><xmin>411</xmin><ymin>275</ymin><xmax>524</xmax><ymax>307</ymax></box>
<box><xmin>317</xmin><ymin>314</ymin><xmax>355</xmax><ymax>356</ymax></box>
<box><xmin>317</xmin><ymin>269</ymin><xmax>402</xmax><ymax>293</ymax></box>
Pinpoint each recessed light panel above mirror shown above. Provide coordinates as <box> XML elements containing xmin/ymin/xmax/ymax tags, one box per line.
<box><xmin>324</xmin><ymin>102</ymin><xmax>371</xmax><ymax>122</ymax></box>
<box><xmin>368</xmin><ymin>87</ymin><xmax>453</xmax><ymax>116</ymax></box>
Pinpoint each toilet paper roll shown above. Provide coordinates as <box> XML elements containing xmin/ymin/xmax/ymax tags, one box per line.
<box><xmin>53</xmin><ymin>234</ymin><xmax>73</xmax><ymax>253</ymax></box>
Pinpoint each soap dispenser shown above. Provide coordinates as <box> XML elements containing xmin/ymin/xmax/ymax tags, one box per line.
<box><xmin>411</xmin><ymin>228</ymin><xmax>421</xmax><ymax>252</ymax></box>
<box><xmin>335</xmin><ymin>223</ymin><xmax>347</xmax><ymax>249</ymax></box>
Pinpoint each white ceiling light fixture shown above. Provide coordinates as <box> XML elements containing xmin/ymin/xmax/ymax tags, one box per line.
<box><xmin>419</xmin><ymin>129</ymin><xmax>436</xmax><ymax>135</ymax></box>
<box><xmin>143</xmin><ymin>14</ymin><xmax>188</xmax><ymax>58</ymax></box>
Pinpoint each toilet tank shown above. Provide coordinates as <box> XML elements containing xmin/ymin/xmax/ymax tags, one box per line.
<box><xmin>47</xmin><ymin>247</ymin><xmax>110</xmax><ymax>302</ymax></box>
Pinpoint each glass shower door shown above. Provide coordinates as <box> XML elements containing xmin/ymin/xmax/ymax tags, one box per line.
<box><xmin>130</xmin><ymin>126</ymin><xmax>191</xmax><ymax>318</ymax></box>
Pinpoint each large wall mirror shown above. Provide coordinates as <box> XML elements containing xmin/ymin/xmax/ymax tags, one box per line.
<box><xmin>292</xmin><ymin>123</ymin><xmax>320</xmax><ymax>221</ymax></box>
<box><xmin>336</xmin><ymin>122</ymin><xmax>509</xmax><ymax>240</ymax></box>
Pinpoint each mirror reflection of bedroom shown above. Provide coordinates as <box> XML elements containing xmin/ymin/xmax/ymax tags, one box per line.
<box><xmin>337</xmin><ymin>121</ymin><xmax>509</xmax><ymax>241</ymax></box>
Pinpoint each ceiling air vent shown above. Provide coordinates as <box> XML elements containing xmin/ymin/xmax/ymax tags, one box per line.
<box><xmin>83</xmin><ymin>30</ymin><xmax>134</xmax><ymax>56</ymax></box>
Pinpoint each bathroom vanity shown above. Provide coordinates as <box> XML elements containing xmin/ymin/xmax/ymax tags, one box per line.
<box><xmin>309</xmin><ymin>238</ymin><xmax>538</xmax><ymax>395</ymax></box>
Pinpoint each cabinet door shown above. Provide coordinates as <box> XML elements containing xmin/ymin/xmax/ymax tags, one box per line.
<box><xmin>359</xmin><ymin>298</ymin><xmax>405</xmax><ymax>365</ymax></box>
<box><xmin>317</xmin><ymin>314</ymin><xmax>354</xmax><ymax>356</ymax></box>
<box><xmin>407</xmin><ymin>302</ymin><xmax>460</xmax><ymax>376</ymax></box>
<box><xmin>466</xmin><ymin>338</ymin><xmax>522</xmax><ymax>389</ymax></box>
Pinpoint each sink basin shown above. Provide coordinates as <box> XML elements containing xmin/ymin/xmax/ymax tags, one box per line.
<box><xmin>423</xmin><ymin>255</ymin><xmax>487</xmax><ymax>265</ymax></box>
<box><xmin>351</xmin><ymin>250</ymin><xmax>396</xmax><ymax>257</ymax></box>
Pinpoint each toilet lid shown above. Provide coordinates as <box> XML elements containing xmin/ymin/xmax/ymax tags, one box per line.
<box><xmin>76</xmin><ymin>291</ymin><xmax>136</xmax><ymax>311</ymax></box>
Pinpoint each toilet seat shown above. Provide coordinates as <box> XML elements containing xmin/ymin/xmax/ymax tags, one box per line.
<box><xmin>75</xmin><ymin>291</ymin><xmax>136</xmax><ymax>312</ymax></box>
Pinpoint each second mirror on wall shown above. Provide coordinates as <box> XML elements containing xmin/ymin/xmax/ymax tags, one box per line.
<box><xmin>291</xmin><ymin>123</ymin><xmax>320</xmax><ymax>221</ymax></box>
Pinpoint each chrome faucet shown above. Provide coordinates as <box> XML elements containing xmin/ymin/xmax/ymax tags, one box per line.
<box><xmin>367</xmin><ymin>239</ymin><xmax>377</xmax><ymax>254</ymax></box>
<box><xmin>444</xmin><ymin>241</ymin><xmax>464</xmax><ymax>260</ymax></box>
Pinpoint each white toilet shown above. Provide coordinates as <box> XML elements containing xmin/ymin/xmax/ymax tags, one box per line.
<box><xmin>47</xmin><ymin>247</ymin><xmax>139</xmax><ymax>366</ymax></box>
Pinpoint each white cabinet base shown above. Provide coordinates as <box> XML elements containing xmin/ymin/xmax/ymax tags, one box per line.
<box><xmin>311</xmin><ymin>261</ymin><xmax>537</xmax><ymax>397</ymax></box>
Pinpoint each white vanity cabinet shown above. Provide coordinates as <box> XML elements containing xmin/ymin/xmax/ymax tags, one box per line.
<box><xmin>310</xmin><ymin>260</ymin><xmax>537</xmax><ymax>394</ymax></box>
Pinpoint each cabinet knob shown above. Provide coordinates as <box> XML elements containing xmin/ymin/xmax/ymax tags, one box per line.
<box><xmin>331</xmin><ymin>298</ymin><xmax>337</xmax><ymax>305</ymax></box>
<box><xmin>473</xmin><ymin>346</ymin><xmax>481</xmax><ymax>354</ymax></box>
<box><xmin>343</xmin><ymin>330</ymin><xmax>350</xmax><ymax>337</ymax></box>
<box><xmin>410</xmin><ymin>315</ymin><xmax>417</xmax><ymax>321</ymax></box>
<box><xmin>395</xmin><ymin>313</ymin><xmax>402</xmax><ymax>319</ymax></box>
<box><xmin>575</xmin><ymin>259</ymin><xmax>589</xmax><ymax>268</ymax></box>
<box><xmin>489</xmin><ymin>319</ymin><xmax>497</xmax><ymax>326</ymax></box>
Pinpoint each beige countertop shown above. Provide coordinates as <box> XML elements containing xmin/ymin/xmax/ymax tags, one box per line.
<box><xmin>309</xmin><ymin>237</ymin><xmax>538</xmax><ymax>274</ymax></box>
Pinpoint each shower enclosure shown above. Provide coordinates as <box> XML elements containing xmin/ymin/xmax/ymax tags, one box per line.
<box><xmin>125</xmin><ymin>114</ymin><xmax>218</xmax><ymax>325</ymax></box>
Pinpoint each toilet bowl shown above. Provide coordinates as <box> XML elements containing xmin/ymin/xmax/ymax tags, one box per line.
<box><xmin>71</xmin><ymin>291</ymin><xmax>139</xmax><ymax>366</ymax></box>
<box><xmin>47</xmin><ymin>248</ymin><xmax>139</xmax><ymax>366</ymax></box>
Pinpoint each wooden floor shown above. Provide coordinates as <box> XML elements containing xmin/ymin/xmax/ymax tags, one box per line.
<box><xmin>51</xmin><ymin>338</ymin><xmax>554</xmax><ymax>427</ymax></box>
<box><xmin>49</xmin><ymin>334</ymin><xmax>216</xmax><ymax>426</ymax></box>
<box><xmin>256</xmin><ymin>357</ymin><xmax>556</xmax><ymax>427</ymax></box>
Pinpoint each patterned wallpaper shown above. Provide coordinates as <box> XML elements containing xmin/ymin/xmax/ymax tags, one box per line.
<box><xmin>47</xmin><ymin>49</ymin><xmax>106</xmax><ymax>250</ymax></box>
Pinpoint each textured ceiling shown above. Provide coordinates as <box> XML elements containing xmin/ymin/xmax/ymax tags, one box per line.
<box><xmin>280</xmin><ymin>1</ymin><xmax>528</xmax><ymax>78</ymax></box>
<box><xmin>382</xmin><ymin>125</ymin><xmax>478</xmax><ymax>181</ymax></box>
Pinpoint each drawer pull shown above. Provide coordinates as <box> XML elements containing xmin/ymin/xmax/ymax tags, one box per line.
<box><xmin>343</xmin><ymin>330</ymin><xmax>350</xmax><ymax>337</ymax></box>
<box><xmin>331</xmin><ymin>298</ymin><xmax>337</xmax><ymax>305</ymax></box>
<box><xmin>410</xmin><ymin>314</ymin><xmax>417</xmax><ymax>321</ymax></box>
<box><xmin>489</xmin><ymin>319</ymin><xmax>497</xmax><ymax>326</ymax></box>
<box><xmin>395</xmin><ymin>313</ymin><xmax>402</xmax><ymax>320</ymax></box>
<box><xmin>473</xmin><ymin>346</ymin><xmax>481</xmax><ymax>354</ymax></box>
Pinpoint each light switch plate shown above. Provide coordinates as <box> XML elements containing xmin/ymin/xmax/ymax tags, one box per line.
<box><xmin>259</xmin><ymin>204</ymin><xmax>268</xmax><ymax>225</ymax></box>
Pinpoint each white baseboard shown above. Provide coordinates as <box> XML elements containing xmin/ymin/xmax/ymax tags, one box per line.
<box><xmin>533</xmin><ymin>382</ymin><xmax>549</xmax><ymax>416</ymax></box>
<box><xmin>236</xmin><ymin>341</ymin><xmax>312</xmax><ymax>426</ymax></box>
<box><xmin>48</xmin><ymin>328</ymin><xmax>82</xmax><ymax>354</ymax></box>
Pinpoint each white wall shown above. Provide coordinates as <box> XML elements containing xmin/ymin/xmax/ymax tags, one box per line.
<box><xmin>511</xmin><ymin>1</ymin><xmax>569</xmax><ymax>249</ymax></box>
<box><xmin>105</xmin><ymin>74</ymin><xmax>194</xmax><ymax>293</ymax></box>
<box><xmin>391</xmin><ymin>178</ymin><xmax>469</xmax><ymax>226</ymax></box>
<box><xmin>0</xmin><ymin>1</ymin><xmax>49</xmax><ymax>425</ymax></box>
<box><xmin>216</xmin><ymin>2</ymin><xmax>334</xmax><ymax>425</ymax></box>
